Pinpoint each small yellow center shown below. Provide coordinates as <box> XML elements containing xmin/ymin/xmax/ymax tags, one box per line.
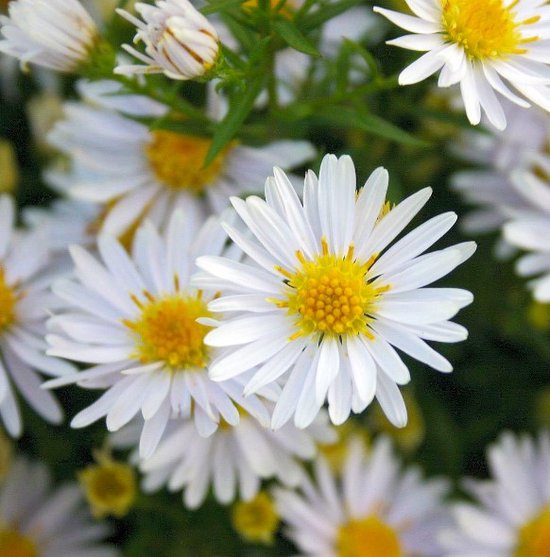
<box><xmin>441</xmin><ymin>0</ymin><xmax>539</xmax><ymax>60</ymax></box>
<box><xmin>515</xmin><ymin>506</ymin><xmax>550</xmax><ymax>557</ymax></box>
<box><xmin>231</xmin><ymin>492</ymin><xmax>280</xmax><ymax>544</ymax></box>
<box><xmin>124</xmin><ymin>292</ymin><xmax>212</xmax><ymax>370</ymax></box>
<box><xmin>275</xmin><ymin>240</ymin><xmax>386</xmax><ymax>339</ymax></box>
<box><xmin>79</xmin><ymin>456</ymin><xmax>137</xmax><ymax>519</ymax></box>
<box><xmin>337</xmin><ymin>516</ymin><xmax>402</xmax><ymax>557</ymax></box>
<box><xmin>146</xmin><ymin>131</ymin><xmax>230</xmax><ymax>193</ymax></box>
<box><xmin>0</xmin><ymin>267</ymin><xmax>17</xmax><ymax>334</ymax></box>
<box><xmin>0</xmin><ymin>529</ymin><xmax>37</xmax><ymax>557</ymax></box>
<box><xmin>242</xmin><ymin>0</ymin><xmax>296</xmax><ymax>18</ymax></box>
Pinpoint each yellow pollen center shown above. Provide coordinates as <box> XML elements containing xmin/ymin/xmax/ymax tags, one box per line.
<box><xmin>337</xmin><ymin>516</ymin><xmax>402</xmax><ymax>557</ymax></box>
<box><xmin>231</xmin><ymin>492</ymin><xmax>280</xmax><ymax>544</ymax></box>
<box><xmin>124</xmin><ymin>292</ymin><xmax>212</xmax><ymax>370</ymax></box>
<box><xmin>242</xmin><ymin>0</ymin><xmax>296</xmax><ymax>18</ymax></box>
<box><xmin>0</xmin><ymin>529</ymin><xmax>37</xmax><ymax>557</ymax></box>
<box><xmin>275</xmin><ymin>240</ymin><xmax>386</xmax><ymax>339</ymax></box>
<box><xmin>146</xmin><ymin>130</ymin><xmax>231</xmax><ymax>193</ymax></box>
<box><xmin>441</xmin><ymin>0</ymin><xmax>539</xmax><ymax>60</ymax></box>
<box><xmin>515</xmin><ymin>506</ymin><xmax>550</xmax><ymax>557</ymax></box>
<box><xmin>0</xmin><ymin>267</ymin><xmax>17</xmax><ymax>334</ymax></box>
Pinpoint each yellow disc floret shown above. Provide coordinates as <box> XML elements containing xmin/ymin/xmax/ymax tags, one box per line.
<box><xmin>0</xmin><ymin>529</ymin><xmax>37</xmax><ymax>557</ymax></box>
<box><xmin>337</xmin><ymin>515</ymin><xmax>403</xmax><ymax>557</ymax></box>
<box><xmin>231</xmin><ymin>492</ymin><xmax>280</xmax><ymax>544</ymax></box>
<box><xmin>441</xmin><ymin>0</ymin><xmax>539</xmax><ymax>60</ymax></box>
<box><xmin>277</xmin><ymin>239</ymin><xmax>386</xmax><ymax>339</ymax></box>
<box><xmin>79</xmin><ymin>454</ymin><xmax>137</xmax><ymax>519</ymax></box>
<box><xmin>124</xmin><ymin>291</ymin><xmax>212</xmax><ymax>370</ymax></box>
<box><xmin>146</xmin><ymin>130</ymin><xmax>231</xmax><ymax>193</ymax></box>
<box><xmin>515</xmin><ymin>506</ymin><xmax>550</xmax><ymax>557</ymax></box>
<box><xmin>0</xmin><ymin>267</ymin><xmax>17</xmax><ymax>334</ymax></box>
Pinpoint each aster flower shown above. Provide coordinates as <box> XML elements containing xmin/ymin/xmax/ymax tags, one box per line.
<box><xmin>115</xmin><ymin>0</ymin><xmax>220</xmax><ymax>80</ymax></box>
<box><xmin>0</xmin><ymin>195</ymin><xmax>75</xmax><ymax>438</ymax></box>
<box><xmin>374</xmin><ymin>0</ymin><xmax>550</xmax><ymax>130</ymax></box>
<box><xmin>503</xmin><ymin>167</ymin><xmax>550</xmax><ymax>301</ymax></box>
<box><xmin>274</xmin><ymin>436</ymin><xmax>450</xmax><ymax>556</ymax></box>
<box><xmin>441</xmin><ymin>431</ymin><xmax>550</xmax><ymax>556</ymax></box>
<box><xmin>45</xmin><ymin>209</ymin><xmax>277</xmax><ymax>459</ymax></box>
<box><xmin>47</xmin><ymin>79</ymin><xmax>315</xmax><ymax>239</ymax></box>
<box><xmin>137</xmin><ymin>409</ymin><xmax>336</xmax><ymax>509</ymax></box>
<box><xmin>450</xmin><ymin>101</ymin><xmax>550</xmax><ymax>254</ymax></box>
<box><xmin>0</xmin><ymin>0</ymin><xmax>99</xmax><ymax>72</ymax></box>
<box><xmin>195</xmin><ymin>154</ymin><xmax>475</xmax><ymax>429</ymax></box>
<box><xmin>0</xmin><ymin>456</ymin><xmax>118</xmax><ymax>557</ymax></box>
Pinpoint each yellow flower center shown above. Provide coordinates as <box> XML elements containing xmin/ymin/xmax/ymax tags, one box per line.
<box><xmin>275</xmin><ymin>239</ymin><xmax>386</xmax><ymax>339</ymax></box>
<box><xmin>124</xmin><ymin>291</ymin><xmax>212</xmax><ymax>370</ymax></box>
<box><xmin>515</xmin><ymin>506</ymin><xmax>550</xmax><ymax>557</ymax></box>
<box><xmin>79</xmin><ymin>456</ymin><xmax>137</xmax><ymax>519</ymax></box>
<box><xmin>242</xmin><ymin>0</ymin><xmax>296</xmax><ymax>18</ymax></box>
<box><xmin>441</xmin><ymin>0</ymin><xmax>539</xmax><ymax>60</ymax></box>
<box><xmin>0</xmin><ymin>529</ymin><xmax>37</xmax><ymax>557</ymax></box>
<box><xmin>337</xmin><ymin>516</ymin><xmax>402</xmax><ymax>557</ymax></box>
<box><xmin>146</xmin><ymin>130</ymin><xmax>231</xmax><ymax>194</ymax></box>
<box><xmin>231</xmin><ymin>492</ymin><xmax>280</xmax><ymax>544</ymax></box>
<box><xmin>0</xmin><ymin>267</ymin><xmax>17</xmax><ymax>334</ymax></box>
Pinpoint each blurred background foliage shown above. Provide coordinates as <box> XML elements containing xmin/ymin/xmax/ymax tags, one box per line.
<box><xmin>0</xmin><ymin>0</ymin><xmax>548</xmax><ymax>555</ymax></box>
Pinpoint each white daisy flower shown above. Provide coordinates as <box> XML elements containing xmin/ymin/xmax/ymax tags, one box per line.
<box><xmin>450</xmin><ymin>101</ymin><xmax>550</xmax><ymax>253</ymax></box>
<box><xmin>47</xmin><ymin>79</ymin><xmax>315</xmax><ymax>239</ymax></box>
<box><xmin>0</xmin><ymin>456</ymin><xmax>118</xmax><ymax>557</ymax></box>
<box><xmin>45</xmin><ymin>209</ymin><xmax>277</xmax><ymax>459</ymax></box>
<box><xmin>275</xmin><ymin>436</ymin><xmax>450</xmax><ymax>557</ymax></box>
<box><xmin>195</xmin><ymin>154</ymin><xmax>476</xmax><ymax>429</ymax></box>
<box><xmin>374</xmin><ymin>0</ymin><xmax>550</xmax><ymax>130</ymax></box>
<box><xmin>0</xmin><ymin>0</ymin><xmax>99</xmax><ymax>72</ymax></box>
<box><xmin>0</xmin><ymin>195</ymin><xmax>75</xmax><ymax>438</ymax></box>
<box><xmin>138</xmin><ymin>410</ymin><xmax>336</xmax><ymax>509</ymax></box>
<box><xmin>115</xmin><ymin>0</ymin><xmax>220</xmax><ymax>80</ymax></box>
<box><xmin>441</xmin><ymin>431</ymin><xmax>550</xmax><ymax>556</ymax></box>
<box><xmin>503</xmin><ymin>167</ymin><xmax>550</xmax><ymax>301</ymax></box>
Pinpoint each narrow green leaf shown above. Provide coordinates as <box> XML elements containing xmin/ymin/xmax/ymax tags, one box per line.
<box><xmin>272</xmin><ymin>18</ymin><xmax>320</xmax><ymax>57</ymax></box>
<box><xmin>204</xmin><ymin>76</ymin><xmax>265</xmax><ymax>167</ymax></box>
<box><xmin>201</xmin><ymin>0</ymin><xmax>245</xmax><ymax>15</ymax></box>
<box><xmin>316</xmin><ymin>107</ymin><xmax>428</xmax><ymax>147</ymax></box>
<box><xmin>299</xmin><ymin>0</ymin><xmax>363</xmax><ymax>31</ymax></box>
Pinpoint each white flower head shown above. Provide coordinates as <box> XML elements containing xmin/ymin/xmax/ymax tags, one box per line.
<box><xmin>135</xmin><ymin>409</ymin><xmax>336</xmax><ymax>509</ymax></box>
<box><xmin>0</xmin><ymin>0</ymin><xmax>99</xmax><ymax>72</ymax></box>
<box><xmin>275</xmin><ymin>436</ymin><xmax>450</xmax><ymax>557</ymax></box>
<box><xmin>504</xmin><ymin>167</ymin><xmax>550</xmax><ymax>301</ymax></box>
<box><xmin>374</xmin><ymin>0</ymin><xmax>550</xmax><ymax>130</ymax></box>
<box><xmin>195</xmin><ymin>154</ymin><xmax>476</xmax><ymax>430</ymax></box>
<box><xmin>441</xmin><ymin>431</ymin><xmax>550</xmax><ymax>556</ymax></box>
<box><xmin>47</xmin><ymin>80</ymin><xmax>315</xmax><ymax>239</ymax></box>
<box><xmin>0</xmin><ymin>195</ymin><xmax>75</xmax><ymax>438</ymax></box>
<box><xmin>45</xmin><ymin>208</ymin><xmax>279</xmax><ymax>459</ymax></box>
<box><xmin>0</xmin><ymin>456</ymin><xmax>119</xmax><ymax>556</ymax></box>
<box><xmin>115</xmin><ymin>0</ymin><xmax>220</xmax><ymax>80</ymax></box>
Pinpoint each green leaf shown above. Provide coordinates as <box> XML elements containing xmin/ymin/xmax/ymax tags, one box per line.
<box><xmin>299</xmin><ymin>0</ymin><xmax>363</xmax><ymax>31</ymax></box>
<box><xmin>316</xmin><ymin>107</ymin><xmax>428</xmax><ymax>147</ymax></box>
<box><xmin>204</xmin><ymin>75</ymin><xmax>265</xmax><ymax>167</ymax></box>
<box><xmin>272</xmin><ymin>18</ymin><xmax>320</xmax><ymax>57</ymax></box>
<box><xmin>201</xmin><ymin>0</ymin><xmax>245</xmax><ymax>15</ymax></box>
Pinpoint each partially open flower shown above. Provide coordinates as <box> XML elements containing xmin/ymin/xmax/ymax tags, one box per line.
<box><xmin>0</xmin><ymin>0</ymin><xmax>99</xmax><ymax>72</ymax></box>
<box><xmin>115</xmin><ymin>0</ymin><xmax>220</xmax><ymax>81</ymax></box>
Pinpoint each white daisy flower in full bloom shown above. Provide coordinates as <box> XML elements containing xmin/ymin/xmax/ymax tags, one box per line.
<box><xmin>450</xmin><ymin>101</ymin><xmax>550</xmax><ymax>252</ymax></box>
<box><xmin>440</xmin><ymin>431</ymin><xmax>550</xmax><ymax>556</ymax></box>
<box><xmin>47</xmin><ymin>79</ymin><xmax>315</xmax><ymax>239</ymax></box>
<box><xmin>115</xmin><ymin>0</ymin><xmax>220</xmax><ymax>80</ymax></box>
<box><xmin>45</xmin><ymin>209</ymin><xmax>278</xmax><ymax>459</ymax></box>
<box><xmin>0</xmin><ymin>195</ymin><xmax>75</xmax><ymax>438</ymax></box>
<box><xmin>374</xmin><ymin>0</ymin><xmax>550</xmax><ymax>130</ymax></box>
<box><xmin>195</xmin><ymin>154</ymin><xmax>476</xmax><ymax>430</ymax></box>
<box><xmin>503</xmin><ymin>168</ymin><xmax>550</xmax><ymax>301</ymax></box>
<box><xmin>136</xmin><ymin>409</ymin><xmax>336</xmax><ymax>509</ymax></box>
<box><xmin>275</xmin><ymin>436</ymin><xmax>450</xmax><ymax>557</ymax></box>
<box><xmin>0</xmin><ymin>456</ymin><xmax>118</xmax><ymax>557</ymax></box>
<box><xmin>0</xmin><ymin>0</ymin><xmax>99</xmax><ymax>72</ymax></box>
